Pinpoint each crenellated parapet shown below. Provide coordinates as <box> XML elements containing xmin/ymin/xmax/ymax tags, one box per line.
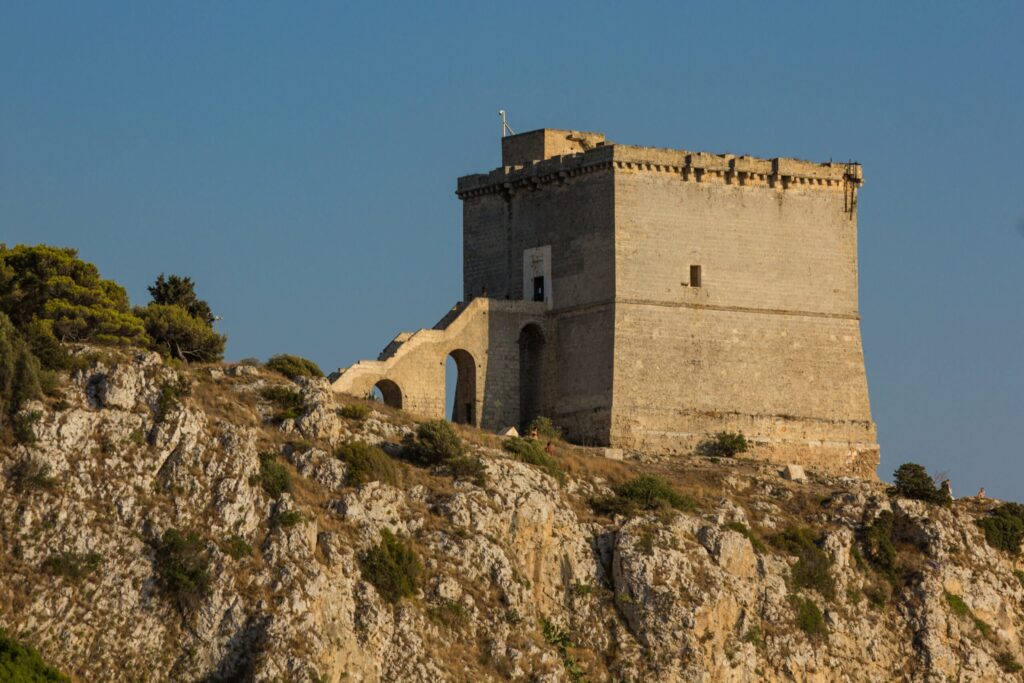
<box><xmin>456</xmin><ymin>136</ymin><xmax>862</xmax><ymax>199</ymax></box>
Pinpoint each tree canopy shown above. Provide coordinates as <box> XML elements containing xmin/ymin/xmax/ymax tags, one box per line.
<box><xmin>0</xmin><ymin>244</ymin><xmax>147</xmax><ymax>350</ymax></box>
<box><xmin>148</xmin><ymin>274</ymin><xmax>215</xmax><ymax>326</ymax></box>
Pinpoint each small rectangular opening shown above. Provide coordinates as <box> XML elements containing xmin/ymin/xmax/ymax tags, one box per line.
<box><xmin>689</xmin><ymin>265</ymin><xmax>702</xmax><ymax>288</ymax></box>
<box><xmin>533</xmin><ymin>275</ymin><xmax>545</xmax><ymax>302</ymax></box>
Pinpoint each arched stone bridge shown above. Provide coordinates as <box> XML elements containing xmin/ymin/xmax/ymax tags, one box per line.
<box><xmin>329</xmin><ymin>298</ymin><xmax>548</xmax><ymax>431</ymax></box>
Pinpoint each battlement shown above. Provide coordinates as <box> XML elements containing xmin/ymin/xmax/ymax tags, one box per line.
<box><xmin>458</xmin><ymin>130</ymin><xmax>862</xmax><ymax>198</ymax></box>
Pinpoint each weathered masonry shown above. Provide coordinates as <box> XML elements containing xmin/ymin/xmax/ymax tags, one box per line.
<box><xmin>331</xmin><ymin>128</ymin><xmax>879</xmax><ymax>477</ymax></box>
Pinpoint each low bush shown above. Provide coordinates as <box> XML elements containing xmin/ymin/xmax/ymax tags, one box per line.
<box><xmin>772</xmin><ymin>527</ymin><xmax>836</xmax><ymax>599</ymax></box>
<box><xmin>257</xmin><ymin>452</ymin><xmax>291</xmax><ymax>499</ymax></box>
<box><xmin>696</xmin><ymin>431</ymin><xmax>749</xmax><ymax>458</ymax></box>
<box><xmin>503</xmin><ymin>437</ymin><xmax>564</xmax><ymax>484</ymax></box>
<box><xmin>222</xmin><ymin>535</ymin><xmax>252</xmax><ymax>560</ymax></box>
<box><xmin>426</xmin><ymin>599</ymin><xmax>469</xmax><ymax>629</ymax></box>
<box><xmin>791</xmin><ymin>596</ymin><xmax>828</xmax><ymax>640</ymax></box>
<box><xmin>336</xmin><ymin>441</ymin><xmax>397</xmax><ymax>487</ymax></box>
<box><xmin>0</xmin><ymin>628</ymin><xmax>69</xmax><ymax>682</ymax></box>
<box><xmin>8</xmin><ymin>457</ymin><xmax>56</xmax><ymax>493</ymax></box>
<box><xmin>265</xmin><ymin>354</ymin><xmax>323</xmax><ymax>381</ymax></box>
<box><xmin>339</xmin><ymin>403</ymin><xmax>370</xmax><ymax>421</ymax></box>
<box><xmin>945</xmin><ymin>592</ymin><xmax>992</xmax><ymax>637</ymax></box>
<box><xmin>154</xmin><ymin>375</ymin><xmax>190</xmax><ymax>423</ymax></box>
<box><xmin>358</xmin><ymin>529</ymin><xmax>421</xmax><ymax>603</ymax></box>
<box><xmin>259</xmin><ymin>385</ymin><xmax>307</xmax><ymax>422</ymax></box>
<box><xmin>40</xmin><ymin>551</ymin><xmax>102</xmax><ymax>582</ymax></box>
<box><xmin>445</xmin><ymin>455</ymin><xmax>487</xmax><ymax>486</ymax></box>
<box><xmin>976</xmin><ymin>503</ymin><xmax>1024</xmax><ymax>555</ymax></box>
<box><xmin>0</xmin><ymin>312</ymin><xmax>44</xmax><ymax>432</ymax></box>
<box><xmin>1014</xmin><ymin>569</ymin><xmax>1024</xmax><ymax>587</ymax></box>
<box><xmin>863</xmin><ymin>511</ymin><xmax>899</xmax><ymax>579</ymax></box>
<box><xmin>592</xmin><ymin>474</ymin><xmax>696</xmax><ymax>517</ymax></box>
<box><xmin>11</xmin><ymin>410</ymin><xmax>41</xmax><ymax>444</ymax></box>
<box><xmin>996</xmin><ymin>652</ymin><xmax>1023</xmax><ymax>674</ymax></box>
<box><xmin>892</xmin><ymin>463</ymin><xmax>950</xmax><ymax>505</ymax></box>
<box><xmin>275</xmin><ymin>510</ymin><xmax>302</xmax><ymax>528</ymax></box>
<box><xmin>154</xmin><ymin>529</ymin><xmax>212</xmax><ymax>612</ymax></box>
<box><xmin>526</xmin><ymin>416</ymin><xmax>561</xmax><ymax>440</ymax></box>
<box><xmin>403</xmin><ymin>420</ymin><xmax>464</xmax><ymax>466</ymax></box>
<box><xmin>863</xmin><ymin>584</ymin><xmax>890</xmax><ymax>609</ymax></box>
<box><xmin>539</xmin><ymin>617</ymin><xmax>585</xmax><ymax>682</ymax></box>
<box><xmin>726</xmin><ymin>522</ymin><xmax>767</xmax><ymax>554</ymax></box>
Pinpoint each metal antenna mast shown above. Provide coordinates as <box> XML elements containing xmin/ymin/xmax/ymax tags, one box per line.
<box><xmin>499</xmin><ymin>110</ymin><xmax>515</xmax><ymax>138</ymax></box>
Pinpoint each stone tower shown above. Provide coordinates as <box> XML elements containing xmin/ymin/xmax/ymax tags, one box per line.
<box><xmin>331</xmin><ymin>128</ymin><xmax>878</xmax><ymax>477</ymax></box>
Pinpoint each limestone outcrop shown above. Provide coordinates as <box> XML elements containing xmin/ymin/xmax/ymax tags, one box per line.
<box><xmin>1</xmin><ymin>350</ymin><xmax>1021</xmax><ymax>681</ymax></box>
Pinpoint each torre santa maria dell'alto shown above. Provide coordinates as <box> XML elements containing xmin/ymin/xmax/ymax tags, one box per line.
<box><xmin>330</xmin><ymin>128</ymin><xmax>878</xmax><ymax>478</ymax></box>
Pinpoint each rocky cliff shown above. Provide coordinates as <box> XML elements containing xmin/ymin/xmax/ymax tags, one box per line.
<box><xmin>1</xmin><ymin>349</ymin><xmax>1022</xmax><ymax>682</ymax></box>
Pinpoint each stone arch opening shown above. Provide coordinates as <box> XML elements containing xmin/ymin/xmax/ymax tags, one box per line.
<box><xmin>373</xmin><ymin>378</ymin><xmax>403</xmax><ymax>409</ymax></box>
<box><xmin>447</xmin><ymin>349</ymin><xmax>477</xmax><ymax>425</ymax></box>
<box><xmin>518</xmin><ymin>323</ymin><xmax>545</xmax><ymax>430</ymax></box>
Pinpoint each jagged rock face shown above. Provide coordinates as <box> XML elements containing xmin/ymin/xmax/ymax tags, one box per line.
<box><xmin>1</xmin><ymin>351</ymin><xmax>1023</xmax><ymax>682</ymax></box>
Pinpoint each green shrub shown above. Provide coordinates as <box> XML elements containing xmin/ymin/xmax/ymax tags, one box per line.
<box><xmin>977</xmin><ymin>503</ymin><xmax>1024</xmax><ymax>555</ymax></box>
<box><xmin>358</xmin><ymin>529</ymin><xmax>421</xmax><ymax>603</ymax></box>
<box><xmin>0</xmin><ymin>244</ymin><xmax>147</xmax><ymax>348</ymax></box>
<box><xmin>222</xmin><ymin>536</ymin><xmax>252</xmax><ymax>560</ymax></box>
<box><xmin>259</xmin><ymin>385</ymin><xmax>307</xmax><ymax>422</ymax></box>
<box><xmin>742</xmin><ymin>625</ymin><xmax>764</xmax><ymax>649</ymax></box>
<box><xmin>592</xmin><ymin>474</ymin><xmax>696</xmax><ymax>517</ymax></box>
<box><xmin>403</xmin><ymin>420</ymin><xmax>464</xmax><ymax>466</ymax></box>
<box><xmin>0</xmin><ymin>313</ymin><xmax>44</xmax><ymax>429</ymax></box>
<box><xmin>40</xmin><ymin>551</ymin><xmax>102</xmax><ymax>582</ymax></box>
<box><xmin>275</xmin><ymin>510</ymin><xmax>302</xmax><ymax>528</ymax></box>
<box><xmin>726</xmin><ymin>522</ymin><xmax>767</xmax><ymax>554</ymax></box>
<box><xmin>336</xmin><ymin>441</ymin><xmax>397</xmax><ymax>487</ymax></box>
<box><xmin>863</xmin><ymin>511</ymin><xmax>899</xmax><ymax>579</ymax></box>
<box><xmin>265</xmin><ymin>354</ymin><xmax>323</xmax><ymax>381</ymax></box>
<box><xmin>572</xmin><ymin>582</ymin><xmax>593</xmax><ymax>597</ymax></box>
<box><xmin>996</xmin><ymin>652</ymin><xmax>1023</xmax><ymax>674</ymax></box>
<box><xmin>137</xmin><ymin>303</ymin><xmax>225</xmax><ymax>363</ymax></box>
<box><xmin>772</xmin><ymin>527</ymin><xmax>836</xmax><ymax>599</ymax></box>
<box><xmin>8</xmin><ymin>457</ymin><xmax>56</xmax><ymax>493</ymax></box>
<box><xmin>154</xmin><ymin>529</ymin><xmax>212</xmax><ymax>612</ymax></box>
<box><xmin>945</xmin><ymin>592</ymin><xmax>992</xmax><ymax>637</ymax></box>
<box><xmin>11</xmin><ymin>410</ymin><xmax>41</xmax><ymax>444</ymax></box>
<box><xmin>791</xmin><ymin>596</ymin><xmax>828</xmax><ymax>640</ymax></box>
<box><xmin>526</xmin><ymin>416</ymin><xmax>561</xmax><ymax>440</ymax></box>
<box><xmin>339</xmin><ymin>403</ymin><xmax>370</xmax><ymax>421</ymax></box>
<box><xmin>154</xmin><ymin>375</ymin><xmax>190</xmax><ymax>423</ymax></box>
<box><xmin>696</xmin><ymin>431</ymin><xmax>749</xmax><ymax>458</ymax></box>
<box><xmin>0</xmin><ymin>628</ymin><xmax>69</xmax><ymax>682</ymax></box>
<box><xmin>892</xmin><ymin>463</ymin><xmax>950</xmax><ymax>505</ymax></box>
<box><xmin>945</xmin><ymin>591</ymin><xmax>970</xmax><ymax>617</ymax></box>
<box><xmin>257</xmin><ymin>452</ymin><xmax>291</xmax><ymax>499</ymax></box>
<box><xmin>863</xmin><ymin>584</ymin><xmax>890</xmax><ymax>609</ymax></box>
<box><xmin>426</xmin><ymin>599</ymin><xmax>469</xmax><ymax>629</ymax></box>
<box><xmin>503</xmin><ymin>437</ymin><xmax>564</xmax><ymax>484</ymax></box>
<box><xmin>539</xmin><ymin>617</ymin><xmax>585</xmax><ymax>682</ymax></box>
<box><xmin>1013</xmin><ymin>569</ymin><xmax>1024</xmax><ymax>587</ymax></box>
<box><xmin>445</xmin><ymin>455</ymin><xmax>487</xmax><ymax>486</ymax></box>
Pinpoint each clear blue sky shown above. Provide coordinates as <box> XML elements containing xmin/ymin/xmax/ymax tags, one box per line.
<box><xmin>2</xmin><ymin>3</ymin><xmax>1022</xmax><ymax>498</ymax></box>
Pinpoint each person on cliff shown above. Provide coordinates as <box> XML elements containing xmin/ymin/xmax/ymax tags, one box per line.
<box><xmin>545</xmin><ymin>441</ymin><xmax>555</xmax><ymax>457</ymax></box>
<box><xmin>941</xmin><ymin>479</ymin><xmax>954</xmax><ymax>501</ymax></box>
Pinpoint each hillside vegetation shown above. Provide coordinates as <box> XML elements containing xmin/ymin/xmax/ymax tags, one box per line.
<box><xmin>1</xmin><ymin>247</ymin><xmax>1023</xmax><ymax>682</ymax></box>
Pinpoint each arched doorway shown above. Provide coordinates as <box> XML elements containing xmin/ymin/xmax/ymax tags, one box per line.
<box><xmin>372</xmin><ymin>378</ymin><xmax>403</xmax><ymax>409</ymax></box>
<box><xmin>518</xmin><ymin>324</ymin><xmax>545</xmax><ymax>429</ymax></box>
<box><xmin>446</xmin><ymin>349</ymin><xmax>477</xmax><ymax>425</ymax></box>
